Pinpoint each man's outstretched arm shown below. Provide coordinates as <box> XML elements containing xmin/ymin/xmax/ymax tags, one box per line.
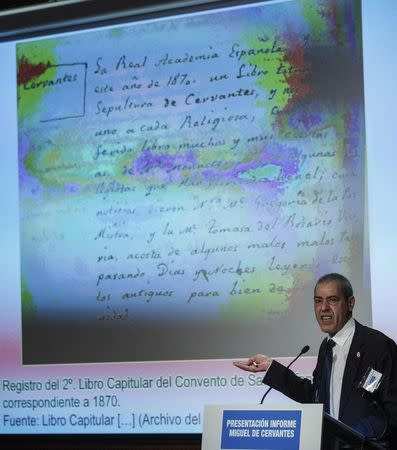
<box><xmin>234</xmin><ymin>354</ymin><xmax>316</xmax><ymax>404</ymax></box>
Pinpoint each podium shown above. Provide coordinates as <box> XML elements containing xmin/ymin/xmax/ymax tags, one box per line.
<box><xmin>202</xmin><ymin>404</ymin><xmax>323</xmax><ymax>450</ymax></box>
<box><xmin>202</xmin><ymin>405</ymin><xmax>388</xmax><ymax>450</ymax></box>
<box><xmin>322</xmin><ymin>412</ymin><xmax>387</xmax><ymax>449</ymax></box>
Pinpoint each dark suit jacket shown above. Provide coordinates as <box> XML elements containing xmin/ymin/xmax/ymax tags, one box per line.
<box><xmin>263</xmin><ymin>320</ymin><xmax>397</xmax><ymax>439</ymax></box>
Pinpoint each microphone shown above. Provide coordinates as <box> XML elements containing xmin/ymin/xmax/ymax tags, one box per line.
<box><xmin>260</xmin><ymin>345</ymin><xmax>310</xmax><ymax>404</ymax></box>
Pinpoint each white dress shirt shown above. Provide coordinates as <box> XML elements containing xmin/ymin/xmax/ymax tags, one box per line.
<box><xmin>329</xmin><ymin>317</ymin><xmax>355</xmax><ymax>418</ymax></box>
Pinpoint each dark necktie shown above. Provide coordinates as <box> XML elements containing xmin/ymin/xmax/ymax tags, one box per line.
<box><xmin>319</xmin><ymin>339</ymin><xmax>336</xmax><ymax>414</ymax></box>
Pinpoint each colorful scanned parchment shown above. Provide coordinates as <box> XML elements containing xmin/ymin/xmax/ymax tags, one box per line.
<box><xmin>17</xmin><ymin>0</ymin><xmax>369</xmax><ymax>364</ymax></box>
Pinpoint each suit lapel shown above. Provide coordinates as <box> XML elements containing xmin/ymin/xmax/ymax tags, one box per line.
<box><xmin>339</xmin><ymin>321</ymin><xmax>365</xmax><ymax>418</ymax></box>
<box><xmin>314</xmin><ymin>338</ymin><xmax>328</xmax><ymax>400</ymax></box>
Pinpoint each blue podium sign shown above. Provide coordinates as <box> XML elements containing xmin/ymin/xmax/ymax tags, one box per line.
<box><xmin>202</xmin><ymin>404</ymin><xmax>322</xmax><ymax>450</ymax></box>
<box><xmin>221</xmin><ymin>409</ymin><xmax>301</xmax><ymax>449</ymax></box>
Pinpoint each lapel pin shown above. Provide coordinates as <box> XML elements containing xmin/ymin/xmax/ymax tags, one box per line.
<box><xmin>356</xmin><ymin>352</ymin><xmax>361</xmax><ymax>358</ymax></box>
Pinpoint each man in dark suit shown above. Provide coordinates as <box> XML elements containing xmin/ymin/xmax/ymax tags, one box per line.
<box><xmin>234</xmin><ymin>273</ymin><xmax>397</xmax><ymax>441</ymax></box>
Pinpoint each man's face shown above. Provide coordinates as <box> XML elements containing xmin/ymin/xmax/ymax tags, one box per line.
<box><xmin>314</xmin><ymin>280</ymin><xmax>355</xmax><ymax>336</ymax></box>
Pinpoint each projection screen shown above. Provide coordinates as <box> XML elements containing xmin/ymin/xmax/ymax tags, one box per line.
<box><xmin>0</xmin><ymin>0</ymin><xmax>396</xmax><ymax>436</ymax></box>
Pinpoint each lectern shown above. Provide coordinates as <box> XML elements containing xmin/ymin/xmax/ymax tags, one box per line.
<box><xmin>202</xmin><ymin>405</ymin><xmax>388</xmax><ymax>450</ymax></box>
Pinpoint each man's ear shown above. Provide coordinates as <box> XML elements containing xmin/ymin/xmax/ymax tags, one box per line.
<box><xmin>348</xmin><ymin>295</ymin><xmax>355</xmax><ymax>312</ymax></box>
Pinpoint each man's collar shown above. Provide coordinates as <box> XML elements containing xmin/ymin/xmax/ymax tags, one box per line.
<box><xmin>329</xmin><ymin>316</ymin><xmax>355</xmax><ymax>347</ymax></box>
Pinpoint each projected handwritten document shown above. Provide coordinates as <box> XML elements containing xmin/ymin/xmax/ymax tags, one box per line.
<box><xmin>17</xmin><ymin>0</ymin><xmax>368</xmax><ymax>364</ymax></box>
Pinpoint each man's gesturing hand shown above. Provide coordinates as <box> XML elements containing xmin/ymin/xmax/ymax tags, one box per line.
<box><xmin>233</xmin><ymin>354</ymin><xmax>272</xmax><ymax>372</ymax></box>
